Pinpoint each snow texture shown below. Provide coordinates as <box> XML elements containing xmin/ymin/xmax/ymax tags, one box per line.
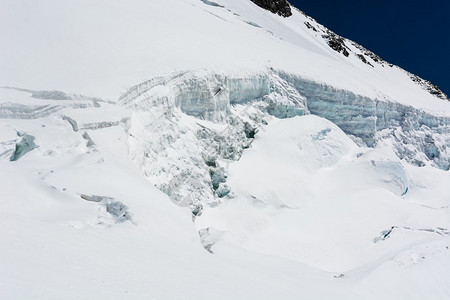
<box><xmin>1</xmin><ymin>0</ymin><xmax>450</xmax><ymax>299</ymax></box>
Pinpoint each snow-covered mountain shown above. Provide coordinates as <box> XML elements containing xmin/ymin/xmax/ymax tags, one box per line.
<box><xmin>1</xmin><ymin>0</ymin><xmax>450</xmax><ymax>299</ymax></box>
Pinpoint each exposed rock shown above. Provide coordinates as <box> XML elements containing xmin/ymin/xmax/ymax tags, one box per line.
<box><xmin>304</xmin><ymin>21</ymin><xmax>318</xmax><ymax>32</ymax></box>
<box><xmin>357</xmin><ymin>54</ymin><xmax>374</xmax><ymax>67</ymax></box>
<box><xmin>249</xmin><ymin>0</ymin><xmax>292</xmax><ymax>17</ymax></box>
<box><xmin>322</xmin><ymin>31</ymin><xmax>350</xmax><ymax>57</ymax></box>
<box><xmin>349</xmin><ymin>43</ymin><xmax>447</xmax><ymax>100</ymax></box>
<box><xmin>351</xmin><ymin>42</ymin><xmax>387</xmax><ymax>66</ymax></box>
<box><xmin>409</xmin><ymin>74</ymin><xmax>449</xmax><ymax>101</ymax></box>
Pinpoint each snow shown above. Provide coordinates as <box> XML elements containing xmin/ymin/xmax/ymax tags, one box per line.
<box><xmin>1</xmin><ymin>0</ymin><xmax>450</xmax><ymax>299</ymax></box>
<box><xmin>196</xmin><ymin>116</ymin><xmax>450</xmax><ymax>272</ymax></box>
<box><xmin>1</xmin><ymin>0</ymin><xmax>449</xmax><ymax>115</ymax></box>
<box><xmin>0</xmin><ymin>93</ymin><xmax>339</xmax><ymax>299</ymax></box>
<box><xmin>2</xmin><ymin>90</ymin><xmax>448</xmax><ymax>298</ymax></box>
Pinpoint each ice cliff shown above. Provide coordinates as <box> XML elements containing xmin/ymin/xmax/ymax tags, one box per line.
<box><xmin>119</xmin><ymin>70</ymin><xmax>450</xmax><ymax>212</ymax></box>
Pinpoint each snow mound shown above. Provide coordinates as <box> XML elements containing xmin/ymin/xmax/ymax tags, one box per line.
<box><xmin>196</xmin><ymin>114</ymin><xmax>450</xmax><ymax>274</ymax></box>
<box><xmin>225</xmin><ymin>115</ymin><xmax>357</xmax><ymax>207</ymax></box>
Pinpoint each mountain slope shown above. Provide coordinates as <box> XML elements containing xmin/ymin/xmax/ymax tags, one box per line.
<box><xmin>1</xmin><ymin>0</ymin><xmax>450</xmax><ymax>299</ymax></box>
<box><xmin>1</xmin><ymin>0</ymin><xmax>448</xmax><ymax>107</ymax></box>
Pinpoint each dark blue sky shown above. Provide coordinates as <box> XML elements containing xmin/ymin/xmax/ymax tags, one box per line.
<box><xmin>289</xmin><ymin>0</ymin><xmax>450</xmax><ymax>96</ymax></box>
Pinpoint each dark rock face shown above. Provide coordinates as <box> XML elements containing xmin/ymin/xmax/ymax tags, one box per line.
<box><xmin>351</xmin><ymin>42</ymin><xmax>389</xmax><ymax>66</ymax></box>
<box><xmin>250</xmin><ymin>0</ymin><xmax>292</xmax><ymax>17</ymax></box>
<box><xmin>304</xmin><ymin>21</ymin><xmax>318</xmax><ymax>32</ymax></box>
<box><xmin>322</xmin><ymin>31</ymin><xmax>350</xmax><ymax>57</ymax></box>
<box><xmin>409</xmin><ymin>74</ymin><xmax>449</xmax><ymax>101</ymax></box>
<box><xmin>357</xmin><ymin>54</ymin><xmax>374</xmax><ymax>67</ymax></box>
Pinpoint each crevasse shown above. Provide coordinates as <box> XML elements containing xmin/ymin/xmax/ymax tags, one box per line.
<box><xmin>119</xmin><ymin>70</ymin><xmax>450</xmax><ymax>210</ymax></box>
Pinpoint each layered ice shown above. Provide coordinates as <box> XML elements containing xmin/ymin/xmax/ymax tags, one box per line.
<box><xmin>119</xmin><ymin>72</ymin><xmax>301</xmax><ymax>122</ymax></box>
<box><xmin>0</xmin><ymin>103</ymin><xmax>64</xmax><ymax>119</ymax></box>
<box><xmin>120</xmin><ymin>69</ymin><xmax>450</xmax><ymax>206</ymax></box>
<box><xmin>278</xmin><ymin>72</ymin><xmax>450</xmax><ymax>143</ymax></box>
<box><xmin>119</xmin><ymin>72</ymin><xmax>308</xmax><ymax>209</ymax></box>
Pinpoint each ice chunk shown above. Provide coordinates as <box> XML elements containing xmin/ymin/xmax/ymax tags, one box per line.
<box><xmin>10</xmin><ymin>134</ymin><xmax>38</xmax><ymax>161</ymax></box>
<box><xmin>104</xmin><ymin>201</ymin><xmax>131</xmax><ymax>223</ymax></box>
<box><xmin>312</xmin><ymin>128</ymin><xmax>331</xmax><ymax>141</ymax></box>
<box><xmin>373</xmin><ymin>227</ymin><xmax>395</xmax><ymax>243</ymax></box>
<box><xmin>210</xmin><ymin>167</ymin><xmax>227</xmax><ymax>190</ymax></box>
<box><xmin>81</xmin><ymin>194</ymin><xmax>131</xmax><ymax>223</ymax></box>
<box><xmin>80</xmin><ymin>194</ymin><xmax>111</xmax><ymax>202</ymax></box>
<box><xmin>216</xmin><ymin>184</ymin><xmax>231</xmax><ymax>198</ymax></box>
<box><xmin>62</xmin><ymin>116</ymin><xmax>79</xmax><ymax>132</ymax></box>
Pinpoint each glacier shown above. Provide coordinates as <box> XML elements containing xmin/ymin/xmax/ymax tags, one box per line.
<box><xmin>1</xmin><ymin>0</ymin><xmax>450</xmax><ymax>299</ymax></box>
<box><xmin>119</xmin><ymin>70</ymin><xmax>450</xmax><ymax>214</ymax></box>
<box><xmin>1</xmin><ymin>64</ymin><xmax>450</xmax><ymax>300</ymax></box>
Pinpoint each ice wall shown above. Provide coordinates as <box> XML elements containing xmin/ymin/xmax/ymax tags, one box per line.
<box><xmin>119</xmin><ymin>72</ymin><xmax>284</xmax><ymax>210</ymax></box>
<box><xmin>120</xmin><ymin>71</ymin><xmax>450</xmax><ymax>145</ymax></box>
<box><xmin>278</xmin><ymin>72</ymin><xmax>450</xmax><ymax>145</ymax></box>
<box><xmin>277</xmin><ymin>71</ymin><xmax>450</xmax><ymax>169</ymax></box>
<box><xmin>119</xmin><ymin>72</ymin><xmax>306</xmax><ymax>122</ymax></box>
<box><xmin>120</xmin><ymin>70</ymin><xmax>450</xmax><ymax>210</ymax></box>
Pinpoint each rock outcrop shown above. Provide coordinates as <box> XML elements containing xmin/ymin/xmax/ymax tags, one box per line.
<box><xmin>249</xmin><ymin>0</ymin><xmax>292</xmax><ymax>17</ymax></box>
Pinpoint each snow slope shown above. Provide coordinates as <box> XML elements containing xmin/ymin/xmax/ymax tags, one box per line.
<box><xmin>1</xmin><ymin>88</ymin><xmax>450</xmax><ymax>300</ymax></box>
<box><xmin>0</xmin><ymin>98</ymin><xmax>337</xmax><ymax>299</ymax></box>
<box><xmin>1</xmin><ymin>0</ymin><xmax>450</xmax><ymax>299</ymax></box>
<box><xmin>1</xmin><ymin>0</ymin><xmax>448</xmax><ymax>111</ymax></box>
<box><xmin>196</xmin><ymin>115</ymin><xmax>450</xmax><ymax>273</ymax></box>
